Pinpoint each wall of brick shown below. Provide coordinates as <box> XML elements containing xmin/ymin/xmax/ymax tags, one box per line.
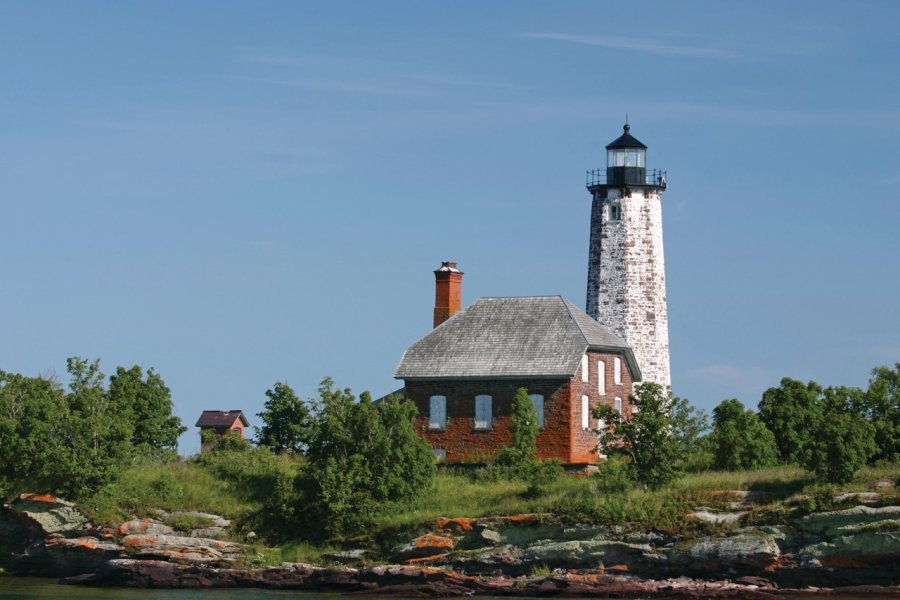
<box><xmin>570</xmin><ymin>350</ymin><xmax>634</xmax><ymax>463</ymax></box>
<box><xmin>403</xmin><ymin>349</ymin><xmax>633</xmax><ymax>465</ymax></box>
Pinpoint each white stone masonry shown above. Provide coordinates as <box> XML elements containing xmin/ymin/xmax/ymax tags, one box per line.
<box><xmin>586</xmin><ymin>188</ymin><xmax>671</xmax><ymax>388</ymax></box>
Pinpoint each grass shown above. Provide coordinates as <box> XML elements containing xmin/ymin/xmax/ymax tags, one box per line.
<box><xmin>77</xmin><ymin>453</ymin><xmax>899</xmax><ymax>556</ymax></box>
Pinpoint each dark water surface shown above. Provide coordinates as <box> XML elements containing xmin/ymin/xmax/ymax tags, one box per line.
<box><xmin>0</xmin><ymin>578</ymin><xmax>340</xmax><ymax>600</ymax></box>
<box><xmin>0</xmin><ymin>577</ymin><xmax>892</xmax><ymax>600</ymax></box>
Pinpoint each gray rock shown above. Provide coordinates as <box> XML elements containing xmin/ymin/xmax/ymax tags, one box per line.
<box><xmin>797</xmin><ymin>505</ymin><xmax>900</xmax><ymax>537</ymax></box>
<box><xmin>688</xmin><ymin>533</ymin><xmax>780</xmax><ymax>571</ymax></box>
<box><xmin>687</xmin><ymin>510</ymin><xmax>750</xmax><ymax>524</ymax></box>
<box><xmin>9</xmin><ymin>494</ymin><xmax>91</xmax><ymax>538</ymax></box>
<box><xmin>480</xmin><ymin>528</ymin><xmax>502</xmax><ymax>544</ymax></box>
<box><xmin>117</xmin><ymin>518</ymin><xmax>174</xmax><ymax>536</ymax></box>
<box><xmin>523</xmin><ymin>539</ymin><xmax>650</xmax><ymax>568</ymax></box>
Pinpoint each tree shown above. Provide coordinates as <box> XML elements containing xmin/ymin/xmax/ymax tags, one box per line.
<box><xmin>301</xmin><ymin>378</ymin><xmax>435</xmax><ymax>536</ymax></box>
<box><xmin>497</xmin><ymin>388</ymin><xmax>539</xmax><ymax>470</ymax></box>
<box><xmin>108</xmin><ymin>365</ymin><xmax>186</xmax><ymax>452</ymax></box>
<box><xmin>0</xmin><ymin>370</ymin><xmax>65</xmax><ymax>499</ymax></box>
<box><xmin>801</xmin><ymin>386</ymin><xmax>877</xmax><ymax>484</ymax></box>
<box><xmin>708</xmin><ymin>399</ymin><xmax>779</xmax><ymax>471</ymax></box>
<box><xmin>758</xmin><ymin>378</ymin><xmax>823</xmax><ymax>463</ymax></box>
<box><xmin>55</xmin><ymin>357</ymin><xmax>134</xmax><ymax>498</ymax></box>
<box><xmin>255</xmin><ymin>381</ymin><xmax>315</xmax><ymax>454</ymax></box>
<box><xmin>862</xmin><ymin>364</ymin><xmax>899</xmax><ymax>462</ymax></box>
<box><xmin>594</xmin><ymin>382</ymin><xmax>707</xmax><ymax>489</ymax></box>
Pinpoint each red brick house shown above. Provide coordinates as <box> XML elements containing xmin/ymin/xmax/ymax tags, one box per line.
<box><xmin>394</xmin><ymin>264</ymin><xmax>640</xmax><ymax>466</ymax></box>
<box><xmin>195</xmin><ymin>410</ymin><xmax>249</xmax><ymax>451</ymax></box>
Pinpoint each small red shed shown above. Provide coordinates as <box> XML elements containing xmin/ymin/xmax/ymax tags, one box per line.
<box><xmin>195</xmin><ymin>410</ymin><xmax>250</xmax><ymax>451</ymax></box>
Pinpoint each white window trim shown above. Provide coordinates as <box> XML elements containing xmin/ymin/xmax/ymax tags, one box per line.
<box><xmin>581</xmin><ymin>395</ymin><xmax>590</xmax><ymax>430</ymax></box>
<box><xmin>614</xmin><ymin>356</ymin><xmax>622</xmax><ymax>385</ymax></box>
<box><xmin>614</xmin><ymin>397</ymin><xmax>622</xmax><ymax>414</ymax></box>
<box><xmin>597</xmin><ymin>360</ymin><xmax>606</xmax><ymax>396</ymax></box>
<box><xmin>581</xmin><ymin>354</ymin><xmax>589</xmax><ymax>382</ymax></box>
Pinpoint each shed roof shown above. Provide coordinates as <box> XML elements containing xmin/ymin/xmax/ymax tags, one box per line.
<box><xmin>394</xmin><ymin>296</ymin><xmax>641</xmax><ymax>381</ymax></box>
<box><xmin>195</xmin><ymin>410</ymin><xmax>249</xmax><ymax>428</ymax></box>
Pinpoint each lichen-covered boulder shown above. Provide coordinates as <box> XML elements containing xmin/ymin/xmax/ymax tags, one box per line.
<box><xmin>686</xmin><ymin>533</ymin><xmax>780</xmax><ymax>573</ymax></box>
<box><xmin>11</xmin><ymin>535</ymin><xmax>123</xmax><ymax>577</ymax></box>
<box><xmin>797</xmin><ymin>505</ymin><xmax>900</xmax><ymax>537</ymax></box>
<box><xmin>118</xmin><ymin>518</ymin><xmax>174</xmax><ymax>537</ymax></box>
<box><xmin>121</xmin><ymin>534</ymin><xmax>244</xmax><ymax>567</ymax></box>
<box><xmin>390</xmin><ymin>533</ymin><xmax>454</xmax><ymax>563</ymax></box>
<box><xmin>9</xmin><ymin>493</ymin><xmax>91</xmax><ymax>538</ymax></box>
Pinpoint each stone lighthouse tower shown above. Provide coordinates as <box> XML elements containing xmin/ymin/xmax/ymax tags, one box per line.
<box><xmin>585</xmin><ymin>124</ymin><xmax>671</xmax><ymax>388</ymax></box>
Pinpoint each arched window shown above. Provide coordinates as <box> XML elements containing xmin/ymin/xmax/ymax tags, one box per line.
<box><xmin>581</xmin><ymin>395</ymin><xmax>590</xmax><ymax>430</ymax></box>
<box><xmin>614</xmin><ymin>356</ymin><xmax>622</xmax><ymax>385</ymax></box>
<box><xmin>614</xmin><ymin>397</ymin><xmax>623</xmax><ymax>414</ymax></box>
<box><xmin>581</xmin><ymin>354</ymin><xmax>589</xmax><ymax>382</ymax></box>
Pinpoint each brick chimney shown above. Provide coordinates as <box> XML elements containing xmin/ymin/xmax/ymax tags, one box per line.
<box><xmin>433</xmin><ymin>261</ymin><xmax>463</xmax><ymax>328</ymax></box>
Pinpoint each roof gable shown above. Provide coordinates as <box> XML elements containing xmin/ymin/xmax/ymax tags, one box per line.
<box><xmin>395</xmin><ymin>296</ymin><xmax>640</xmax><ymax>381</ymax></box>
<box><xmin>195</xmin><ymin>410</ymin><xmax>249</xmax><ymax>428</ymax></box>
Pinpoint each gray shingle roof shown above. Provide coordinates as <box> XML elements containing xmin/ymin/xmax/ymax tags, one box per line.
<box><xmin>195</xmin><ymin>410</ymin><xmax>249</xmax><ymax>428</ymax></box>
<box><xmin>394</xmin><ymin>296</ymin><xmax>640</xmax><ymax>381</ymax></box>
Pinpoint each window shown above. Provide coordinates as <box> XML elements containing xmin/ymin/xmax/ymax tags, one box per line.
<box><xmin>614</xmin><ymin>357</ymin><xmax>622</xmax><ymax>385</ymax></box>
<box><xmin>614</xmin><ymin>397</ymin><xmax>622</xmax><ymax>414</ymax></box>
<box><xmin>530</xmin><ymin>394</ymin><xmax>544</xmax><ymax>429</ymax></box>
<box><xmin>581</xmin><ymin>354</ymin><xmax>589</xmax><ymax>382</ymax></box>
<box><xmin>433</xmin><ymin>448</ymin><xmax>447</xmax><ymax>462</ymax></box>
<box><xmin>474</xmin><ymin>395</ymin><xmax>492</xmax><ymax>430</ymax></box>
<box><xmin>581</xmin><ymin>395</ymin><xmax>590</xmax><ymax>430</ymax></box>
<box><xmin>597</xmin><ymin>360</ymin><xmax>606</xmax><ymax>395</ymax></box>
<box><xmin>609</xmin><ymin>203</ymin><xmax>622</xmax><ymax>221</ymax></box>
<box><xmin>429</xmin><ymin>395</ymin><xmax>447</xmax><ymax>430</ymax></box>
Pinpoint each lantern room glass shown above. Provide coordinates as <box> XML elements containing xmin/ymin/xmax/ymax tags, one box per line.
<box><xmin>608</xmin><ymin>149</ymin><xmax>645</xmax><ymax>168</ymax></box>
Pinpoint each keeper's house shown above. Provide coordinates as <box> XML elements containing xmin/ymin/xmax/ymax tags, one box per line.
<box><xmin>394</xmin><ymin>262</ymin><xmax>640</xmax><ymax>466</ymax></box>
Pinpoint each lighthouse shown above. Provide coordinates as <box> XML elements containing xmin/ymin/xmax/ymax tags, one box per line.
<box><xmin>585</xmin><ymin>124</ymin><xmax>671</xmax><ymax>388</ymax></box>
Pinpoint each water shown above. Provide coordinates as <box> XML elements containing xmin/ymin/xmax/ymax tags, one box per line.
<box><xmin>0</xmin><ymin>578</ymin><xmax>338</xmax><ymax>600</ymax></box>
<box><xmin>0</xmin><ymin>577</ymin><xmax>892</xmax><ymax>599</ymax></box>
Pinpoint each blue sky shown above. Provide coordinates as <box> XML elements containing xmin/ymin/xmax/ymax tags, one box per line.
<box><xmin>2</xmin><ymin>1</ymin><xmax>898</xmax><ymax>454</ymax></box>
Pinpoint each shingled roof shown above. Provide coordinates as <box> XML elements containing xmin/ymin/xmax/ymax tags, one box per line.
<box><xmin>394</xmin><ymin>296</ymin><xmax>641</xmax><ymax>381</ymax></box>
<box><xmin>195</xmin><ymin>410</ymin><xmax>249</xmax><ymax>428</ymax></box>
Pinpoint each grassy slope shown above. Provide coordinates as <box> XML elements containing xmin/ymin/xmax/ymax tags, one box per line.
<box><xmin>80</xmin><ymin>458</ymin><xmax>898</xmax><ymax>535</ymax></box>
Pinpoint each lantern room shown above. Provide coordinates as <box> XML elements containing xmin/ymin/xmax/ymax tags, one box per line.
<box><xmin>606</xmin><ymin>123</ymin><xmax>648</xmax><ymax>187</ymax></box>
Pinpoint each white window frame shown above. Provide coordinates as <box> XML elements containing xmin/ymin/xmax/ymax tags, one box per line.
<box><xmin>614</xmin><ymin>397</ymin><xmax>622</xmax><ymax>414</ymax></box>
<box><xmin>581</xmin><ymin>395</ymin><xmax>590</xmax><ymax>430</ymax></box>
<box><xmin>428</xmin><ymin>395</ymin><xmax>447</xmax><ymax>430</ymax></box>
<box><xmin>474</xmin><ymin>394</ymin><xmax>492</xmax><ymax>430</ymax></box>
<box><xmin>581</xmin><ymin>354</ymin><xmax>589</xmax><ymax>382</ymax></box>
<box><xmin>614</xmin><ymin>356</ymin><xmax>622</xmax><ymax>385</ymax></box>
<box><xmin>529</xmin><ymin>393</ymin><xmax>544</xmax><ymax>429</ymax></box>
<box><xmin>597</xmin><ymin>360</ymin><xmax>606</xmax><ymax>396</ymax></box>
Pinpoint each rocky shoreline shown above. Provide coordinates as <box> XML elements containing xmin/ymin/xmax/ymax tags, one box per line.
<box><xmin>1</xmin><ymin>492</ymin><xmax>898</xmax><ymax>597</ymax></box>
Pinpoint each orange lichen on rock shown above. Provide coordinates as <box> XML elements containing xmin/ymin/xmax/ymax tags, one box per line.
<box><xmin>434</xmin><ymin>517</ymin><xmax>475</xmax><ymax>532</ymax></box>
<box><xmin>122</xmin><ymin>535</ymin><xmax>159</xmax><ymax>548</ymax></box>
<box><xmin>19</xmin><ymin>493</ymin><xmax>58</xmax><ymax>503</ymax></box>
<box><xmin>402</xmin><ymin>553</ymin><xmax>450</xmax><ymax>564</ymax></box>
<box><xmin>500</xmin><ymin>514</ymin><xmax>538</xmax><ymax>523</ymax></box>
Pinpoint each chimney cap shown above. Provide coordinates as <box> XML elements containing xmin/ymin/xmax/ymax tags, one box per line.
<box><xmin>435</xmin><ymin>261</ymin><xmax>462</xmax><ymax>274</ymax></box>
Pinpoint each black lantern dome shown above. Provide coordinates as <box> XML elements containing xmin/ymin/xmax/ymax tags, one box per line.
<box><xmin>606</xmin><ymin>124</ymin><xmax>647</xmax><ymax>186</ymax></box>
